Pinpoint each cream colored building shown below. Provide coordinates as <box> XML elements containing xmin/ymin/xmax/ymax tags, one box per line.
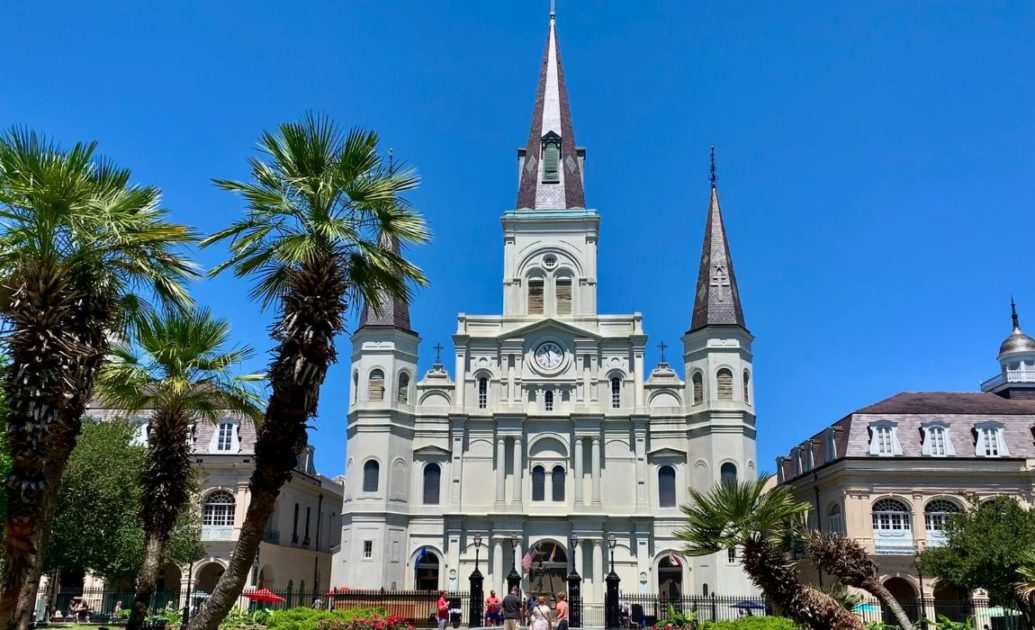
<box><xmin>777</xmin><ymin>305</ymin><xmax>1035</xmax><ymax>615</ymax></box>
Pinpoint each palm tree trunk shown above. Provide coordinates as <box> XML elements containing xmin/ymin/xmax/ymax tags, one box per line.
<box><xmin>187</xmin><ymin>257</ymin><xmax>347</xmax><ymax>630</ymax></box>
<box><xmin>127</xmin><ymin>537</ymin><xmax>166</xmax><ymax>630</ymax></box>
<box><xmin>741</xmin><ymin>539</ymin><xmax>864</xmax><ymax>630</ymax></box>
<box><xmin>0</xmin><ymin>265</ymin><xmax>112</xmax><ymax>630</ymax></box>
<box><xmin>863</xmin><ymin>578</ymin><xmax>914</xmax><ymax>630</ymax></box>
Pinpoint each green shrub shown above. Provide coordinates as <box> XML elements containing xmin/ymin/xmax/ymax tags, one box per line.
<box><xmin>219</xmin><ymin>605</ymin><xmax>390</xmax><ymax>630</ymax></box>
<box><xmin>699</xmin><ymin>617</ymin><xmax>799</xmax><ymax>630</ymax></box>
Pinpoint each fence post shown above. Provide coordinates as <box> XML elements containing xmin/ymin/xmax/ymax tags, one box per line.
<box><xmin>710</xmin><ymin>593</ymin><xmax>716</xmax><ymax>622</ymax></box>
<box><xmin>470</xmin><ymin>567</ymin><xmax>484</xmax><ymax>628</ymax></box>
<box><xmin>567</xmin><ymin>568</ymin><xmax>582</xmax><ymax>628</ymax></box>
<box><xmin>605</xmin><ymin>573</ymin><xmax>620</xmax><ymax>629</ymax></box>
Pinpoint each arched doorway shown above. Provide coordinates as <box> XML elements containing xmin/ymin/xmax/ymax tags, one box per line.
<box><xmin>527</xmin><ymin>541</ymin><xmax>568</xmax><ymax>599</ymax></box>
<box><xmin>933</xmin><ymin>581</ymin><xmax>970</xmax><ymax>623</ymax></box>
<box><xmin>154</xmin><ymin>564</ymin><xmax>182</xmax><ymax>609</ymax></box>
<box><xmin>414</xmin><ymin>548</ymin><xmax>440</xmax><ymax>591</ymax></box>
<box><xmin>657</xmin><ymin>555</ymin><xmax>683</xmax><ymax>601</ymax></box>
<box><xmin>882</xmin><ymin>577</ymin><xmax>918</xmax><ymax>625</ymax></box>
<box><xmin>195</xmin><ymin>562</ymin><xmax>225</xmax><ymax>594</ymax></box>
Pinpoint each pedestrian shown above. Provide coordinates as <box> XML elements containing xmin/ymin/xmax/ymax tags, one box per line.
<box><xmin>436</xmin><ymin>591</ymin><xmax>449</xmax><ymax>630</ymax></box>
<box><xmin>502</xmin><ymin>586</ymin><xmax>523</xmax><ymax>630</ymax></box>
<box><xmin>530</xmin><ymin>596</ymin><xmax>552</xmax><ymax>630</ymax></box>
<box><xmin>554</xmin><ymin>592</ymin><xmax>568</xmax><ymax>630</ymax></box>
<box><xmin>527</xmin><ymin>593</ymin><xmax>537</xmax><ymax>625</ymax></box>
<box><xmin>485</xmin><ymin>589</ymin><xmax>501</xmax><ymax>626</ymax></box>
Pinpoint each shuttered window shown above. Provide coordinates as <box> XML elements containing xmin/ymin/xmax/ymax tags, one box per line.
<box><xmin>556</xmin><ymin>278</ymin><xmax>572</xmax><ymax>314</ymax></box>
<box><xmin>716</xmin><ymin>369</ymin><xmax>733</xmax><ymax>401</ymax></box>
<box><xmin>692</xmin><ymin>372</ymin><xmax>704</xmax><ymax>405</ymax></box>
<box><xmin>742</xmin><ymin>370</ymin><xmax>750</xmax><ymax>404</ymax></box>
<box><xmin>543</xmin><ymin>142</ymin><xmax>560</xmax><ymax>183</ymax></box>
<box><xmin>369</xmin><ymin>369</ymin><xmax>385</xmax><ymax>401</ymax></box>
<box><xmin>397</xmin><ymin>372</ymin><xmax>410</xmax><ymax>404</ymax></box>
<box><xmin>528</xmin><ymin>279</ymin><xmax>545</xmax><ymax>314</ymax></box>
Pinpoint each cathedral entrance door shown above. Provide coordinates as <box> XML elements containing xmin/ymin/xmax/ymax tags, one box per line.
<box><xmin>414</xmin><ymin>549</ymin><xmax>440</xmax><ymax>591</ymax></box>
<box><xmin>657</xmin><ymin>556</ymin><xmax>682</xmax><ymax>601</ymax></box>
<box><xmin>528</xmin><ymin>541</ymin><xmax>568</xmax><ymax>600</ymax></box>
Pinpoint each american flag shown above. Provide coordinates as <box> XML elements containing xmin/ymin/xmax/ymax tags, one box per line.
<box><xmin>521</xmin><ymin>544</ymin><xmax>541</xmax><ymax>573</ymax></box>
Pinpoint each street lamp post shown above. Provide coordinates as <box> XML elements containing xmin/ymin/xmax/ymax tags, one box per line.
<box><xmin>507</xmin><ymin>535</ymin><xmax>521</xmax><ymax>592</ymax></box>
<box><xmin>470</xmin><ymin>535</ymin><xmax>484</xmax><ymax>628</ymax></box>
<box><xmin>567</xmin><ymin>534</ymin><xmax>582</xmax><ymax>628</ymax></box>
<box><xmin>181</xmin><ymin>560</ymin><xmax>195</xmax><ymax>630</ymax></box>
<box><xmin>605</xmin><ymin>536</ymin><xmax>620</xmax><ymax>630</ymax></box>
<box><xmin>914</xmin><ymin>552</ymin><xmax>925</xmax><ymax>625</ymax></box>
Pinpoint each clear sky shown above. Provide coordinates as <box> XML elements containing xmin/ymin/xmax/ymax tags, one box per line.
<box><xmin>3</xmin><ymin>1</ymin><xmax>1033</xmax><ymax>477</ymax></box>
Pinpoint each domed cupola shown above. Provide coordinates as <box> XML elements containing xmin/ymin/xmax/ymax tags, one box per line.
<box><xmin>998</xmin><ymin>299</ymin><xmax>1035</xmax><ymax>360</ymax></box>
<box><xmin>983</xmin><ymin>298</ymin><xmax>1035</xmax><ymax>399</ymax></box>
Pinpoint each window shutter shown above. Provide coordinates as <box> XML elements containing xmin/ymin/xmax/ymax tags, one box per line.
<box><xmin>543</xmin><ymin>143</ymin><xmax>560</xmax><ymax>183</ymax></box>
<box><xmin>556</xmin><ymin>278</ymin><xmax>572</xmax><ymax>314</ymax></box>
<box><xmin>692</xmin><ymin>373</ymin><xmax>703</xmax><ymax>405</ymax></box>
<box><xmin>528</xmin><ymin>279</ymin><xmax>545</xmax><ymax>314</ymax></box>
<box><xmin>716</xmin><ymin>369</ymin><xmax>733</xmax><ymax>401</ymax></box>
<box><xmin>369</xmin><ymin>370</ymin><xmax>385</xmax><ymax>401</ymax></box>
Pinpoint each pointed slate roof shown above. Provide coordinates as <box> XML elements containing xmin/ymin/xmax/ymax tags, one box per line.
<box><xmin>689</xmin><ymin>159</ymin><xmax>746</xmax><ymax>332</ymax></box>
<box><xmin>358</xmin><ymin>236</ymin><xmax>412</xmax><ymax>331</ymax></box>
<box><xmin>515</xmin><ymin>11</ymin><xmax>586</xmax><ymax>210</ymax></box>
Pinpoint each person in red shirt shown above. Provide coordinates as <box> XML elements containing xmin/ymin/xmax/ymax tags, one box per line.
<box><xmin>485</xmin><ymin>590</ymin><xmax>501</xmax><ymax>626</ymax></box>
<box><xmin>437</xmin><ymin>591</ymin><xmax>449</xmax><ymax>630</ymax></box>
<box><xmin>554</xmin><ymin>592</ymin><xmax>569</xmax><ymax>630</ymax></box>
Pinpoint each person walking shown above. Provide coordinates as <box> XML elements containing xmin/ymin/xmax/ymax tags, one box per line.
<box><xmin>436</xmin><ymin>591</ymin><xmax>449</xmax><ymax>630</ymax></box>
<box><xmin>485</xmin><ymin>589</ymin><xmax>501</xmax><ymax>626</ymax></box>
<box><xmin>554</xmin><ymin>593</ymin><xmax>568</xmax><ymax>630</ymax></box>
<box><xmin>530</xmin><ymin>596</ymin><xmax>552</xmax><ymax>630</ymax></box>
<box><xmin>502</xmin><ymin>587</ymin><xmax>523</xmax><ymax>630</ymax></box>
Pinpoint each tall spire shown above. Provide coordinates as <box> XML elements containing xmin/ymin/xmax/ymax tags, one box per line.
<box><xmin>358</xmin><ymin>235</ymin><xmax>412</xmax><ymax>331</ymax></box>
<box><xmin>1012</xmin><ymin>296</ymin><xmax>1021</xmax><ymax>332</ymax></box>
<box><xmin>690</xmin><ymin>148</ymin><xmax>747</xmax><ymax>332</ymax></box>
<box><xmin>515</xmin><ymin>7</ymin><xmax>586</xmax><ymax>210</ymax></box>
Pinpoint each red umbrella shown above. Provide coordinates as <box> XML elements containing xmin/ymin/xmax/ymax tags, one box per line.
<box><xmin>243</xmin><ymin>588</ymin><xmax>285</xmax><ymax>603</ymax></box>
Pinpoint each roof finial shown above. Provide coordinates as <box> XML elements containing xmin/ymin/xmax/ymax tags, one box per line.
<box><xmin>1012</xmin><ymin>296</ymin><xmax>1021</xmax><ymax>331</ymax></box>
<box><xmin>710</xmin><ymin>145</ymin><xmax>717</xmax><ymax>188</ymax></box>
<box><xmin>550</xmin><ymin>0</ymin><xmax>556</xmax><ymax>21</ymax></box>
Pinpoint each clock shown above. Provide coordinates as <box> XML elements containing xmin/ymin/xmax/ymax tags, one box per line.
<box><xmin>535</xmin><ymin>342</ymin><xmax>564</xmax><ymax>370</ymax></box>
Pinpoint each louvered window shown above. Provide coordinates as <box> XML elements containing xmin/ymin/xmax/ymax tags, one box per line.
<box><xmin>716</xmin><ymin>369</ymin><xmax>734</xmax><ymax>401</ymax></box>
<box><xmin>528</xmin><ymin>279</ymin><xmax>545</xmax><ymax>314</ymax></box>
<box><xmin>542</xmin><ymin>138</ymin><xmax>560</xmax><ymax>183</ymax></box>
<box><xmin>397</xmin><ymin>372</ymin><xmax>410</xmax><ymax>404</ymax></box>
<box><xmin>743</xmin><ymin>370</ymin><xmax>751</xmax><ymax>404</ymax></box>
<box><xmin>720</xmin><ymin>462</ymin><xmax>738</xmax><ymax>487</ymax></box>
<box><xmin>692</xmin><ymin>372</ymin><xmax>703</xmax><ymax>405</ymax></box>
<box><xmin>369</xmin><ymin>369</ymin><xmax>385</xmax><ymax>401</ymax></box>
<box><xmin>556</xmin><ymin>278</ymin><xmax>572</xmax><ymax>314</ymax></box>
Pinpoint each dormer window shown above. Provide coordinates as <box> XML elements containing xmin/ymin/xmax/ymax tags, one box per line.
<box><xmin>921</xmin><ymin>422</ymin><xmax>955</xmax><ymax>457</ymax></box>
<box><xmin>974</xmin><ymin>422</ymin><xmax>1009</xmax><ymax>458</ymax></box>
<box><xmin>542</xmin><ymin>132</ymin><xmax>561</xmax><ymax>183</ymax></box>
<box><xmin>868</xmin><ymin>420</ymin><xmax>902</xmax><ymax>456</ymax></box>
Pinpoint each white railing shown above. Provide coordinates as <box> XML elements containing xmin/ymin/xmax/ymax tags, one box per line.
<box><xmin>873</xmin><ymin>532</ymin><xmax>916</xmax><ymax>554</ymax></box>
<box><xmin>980</xmin><ymin>369</ymin><xmax>1035</xmax><ymax>390</ymax></box>
<box><xmin>201</xmin><ymin>525</ymin><xmax>235</xmax><ymax>541</ymax></box>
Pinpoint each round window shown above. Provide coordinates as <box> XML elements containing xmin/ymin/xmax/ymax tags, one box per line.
<box><xmin>543</xmin><ymin>254</ymin><xmax>557</xmax><ymax>268</ymax></box>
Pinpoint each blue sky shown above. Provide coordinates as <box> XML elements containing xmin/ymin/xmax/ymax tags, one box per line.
<box><xmin>2</xmin><ymin>2</ymin><xmax>1033</xmax><ymax>477</ymax></box>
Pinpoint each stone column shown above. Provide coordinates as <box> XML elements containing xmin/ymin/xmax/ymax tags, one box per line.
<box><xmin>634</xmin><ymin>348</ymin><xmax>645</xmax><ymax>407</ymax></box>
<box><xmin>591</xmin><ymin>436</ymin><xmax>601</xmax><ymax>505</ymax></box>
<box><xmin>493</xmin><ymin>538</ymin><xmax>504</xmax><ymax>592</ymax></box>
<box><xmin>496</xmin><ymin>436</ymin><xmax>507</xmax><ymax>506</ymax></box>
<box><xmin>455</xmin><ymin>350</ymin><xmax>466</xmax><ymax>407</ymax></box>
<box><xmin>591</xmin><ymin>539</ymin><xmax>604</xmax><ymax>602</ymax></box>
<box><xmin>574</xmin><ymin>436</ymin><xmax>584</xmax><ymax>505</ymax></box>
<box><xmin>513</xmin><ymin>436</ymin><xmax>523</xmax><ymax>505</ymax></box>
<box><xmin>574</xmin><ymin>539</ymin><xmax>584</xmax><ymax>580</ymax></box>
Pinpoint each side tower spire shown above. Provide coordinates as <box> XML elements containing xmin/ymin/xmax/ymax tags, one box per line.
<box><xmin>690</xmin><ymin>147</ymin><xmax>746</xmax><ymax>331</ymax></box>
<box><xmin>515</xmin><ymin>8</ymin><xmax>586</xmax><ymax>210</ymax></box>
<box><xmin>358</xmin><ymin>235</ymin><xmax>412</xmax><ymax>330</ymax></box>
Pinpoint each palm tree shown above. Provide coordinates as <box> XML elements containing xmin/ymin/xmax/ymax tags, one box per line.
<box><xmin>0</xmin><ymin>128</ymin><xmax>197</xmax><ymax>630</ymax></box>
<box><xmin>1016</xmin><ymin>550</ymin><xmax>1035</xmax><ymax>603</ymax></box>
<box><xmin>96</xmin><ymin>308</ymin><xmax>264</xmax><ymax>630</ymax></box>
<box><xmin>675</xmin><ymin>475</ymin><xmax>864</xmax><ymax>630</ymax></box>
<box><xmin>189</xmin><ymin>114</ymin><xmax>429</xmax><ymax>630</ymax></box>
<box><xmin>806</xmin><ymin>531</ymin><xmax>914</xmax><ymax>630</ymax></box>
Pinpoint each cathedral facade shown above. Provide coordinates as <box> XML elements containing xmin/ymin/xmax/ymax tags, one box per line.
<box><xmin>331</xmin><ymin>12</ymin><xmax>758</xmax><ymax>602</ymax></box>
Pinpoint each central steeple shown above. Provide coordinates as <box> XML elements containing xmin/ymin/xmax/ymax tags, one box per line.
<box><xmin>515</xmin><ymin>8</ymin><xmax>586</xmax><ymax>210</ymax></box>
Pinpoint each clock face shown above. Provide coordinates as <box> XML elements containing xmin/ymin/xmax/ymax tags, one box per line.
<box><xmin>535</xmin><ymin>342</ymin><xmax>564</xmax><ymax>370</ymax></box>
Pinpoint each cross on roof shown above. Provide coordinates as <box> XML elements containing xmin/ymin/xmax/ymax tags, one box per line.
<box><xmin>433</xmin><ymin>343</ymin><xmax>444</xmax><ymax>364</ymax></box>
<box><xmin>657</xmin><ymin>341</ymin><xmax>668</xmax><ymax>363</ymax></box>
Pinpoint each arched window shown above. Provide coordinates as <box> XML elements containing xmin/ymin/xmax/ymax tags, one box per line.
<box><xmin>691</xmin><ymin>372</ymin><xmax>703</xmax><ymax>406</ymax></box>
<box><xmin>423</xmin><ymin>464</ymin><xmax>441</xmax><ymax>505</ymax></box>
<box><xmin>924</xmin><ymin>500</ymin><xmax>961</xmax><ymax>536</ymax></box>
<box><xmin>720</xmin><ymin>463</ymin><xmax>738</xmax><ymax>487</ymax></box>
<box><xmin>542</xmin><ymin>134</ymin><xmax>561</xmax><ymax>183</ymax></box>
<box><xmin>743</xmin><ymin>370</ymin><xmax>750</xmax><ymax>404</ymax></box>
<box><xmin>658</xmin><ymin>466</ymin><xmax>676</xmax><ymax>507</ymax></box>
<box><xmin>528</xmin><ymin>278</ymin><xmax>545</xmax><ymax>315</ymax></box>
<box><xmin>551</xmin><ymin>466</ymin><xmax>565</xmax><ymax>502</ymax></box>
<box><xmin>716</xmin><ymin>369</ymin><xmax>733</xmax><ymax>401</ymax></box>
<box><xmin>872</xmin><ymin>499</ymin><xmax>911</xmax><ymax>534</ymax></box>
<box><xmin>369</xmin><ymin>369</ymin><xmax>385</xmax><ymax>402</ymax></box>
<box><xmin>352</xmin><ymin>371</ymin><xmax>359</xmax><ymax>403</ymax></box>
<box><xmin>828</xmin><ymin>504</ymin><xmax>843</xmax><ymax>535</ymax></box>
<box><xmin>702</xmin><ymin>584</ymin><xmax>709</xmax><ymax>597</ymax></box>
<box><xmin>397</xmin><ymin>372</ymin><xmax>410</xmax><ymax>404</ymax></box>
<box><xmin>478</xmin><ymin>377</ymin><xmax>488</xmax><ymax>409</ymax></box>
<box><xmin>362</xmin><ymin>460</ymin><xmax>380</xmax><ymax>493</ymax></box>
<box><xmin>556</xmin><ymin>277</ymin><xmax>572</xmax><ymax>315</ymax></box>
<box><xmin>611</xmin><ymin>377</ymin><xmax>621</xmax><ymax>409</ymax></box>
<box><xmin>544</xmin><ymin>390</ymin><xmax>554</xmax><ymax>411</ymax></box>
<box><xmin>532</xmin><ymin>466</ymin><xmax>546</xmax><ymax>501</ymax></box>
<box><xmin>202</xmin><ymin>491</ymin><xmax>236</xmax><ymax>527</ymax></box>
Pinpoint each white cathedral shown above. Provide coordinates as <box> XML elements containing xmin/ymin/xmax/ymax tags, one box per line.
<box><xmin>331</xmin><ymin>11</ymin><xmax>758</xmax><ymax>602</ymax></box>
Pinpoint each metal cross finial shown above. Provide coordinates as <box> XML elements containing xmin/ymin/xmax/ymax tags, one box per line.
<box><xmin>657</xmin><ymin>341</ymin><xmax>668</xmax><ymax>364</ymax></box>
<box><xmin>1012</xmin><ymin>296</ymin><xmax>1021</xmax><ymax>331</ymax></box>
<box><xmin>433</xmin><ymin>343</ymin><xmax>444</xmax><ymax>363</ymax></box>
<box><xmin>710</xmin><ymin>145</ymin><xmax>717</xmax><ymax>188</ymax></box>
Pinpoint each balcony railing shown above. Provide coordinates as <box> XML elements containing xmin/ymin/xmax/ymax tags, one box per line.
<box><xmin>980</xmin><ymin>369</ymin><xmax>1035</xmax><ymax>390</ymax></box>
<box><xmin>201</xmin><ymin>525</ymin><xmax>234</xmax><ymax>541</ymax></box>
<box><xmin>873</xmin><ymin>532</ymin><xmax>916</xmax><ymax>554</ymax></box>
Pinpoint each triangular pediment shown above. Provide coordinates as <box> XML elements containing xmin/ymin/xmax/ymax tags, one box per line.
<box><xmin>500</xmin><ymin>317</ymin><xmax>601</xmax><ymax>341</ymax></box>
<box><xmin>647</xmin><ymin>446</ymin><xmax>687</xmax><ymax>458</ymax></box>
<box><xmin>413</xmin><ymin>444</ymin><xmax>450</xmax><ymax>456</ymax></box>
